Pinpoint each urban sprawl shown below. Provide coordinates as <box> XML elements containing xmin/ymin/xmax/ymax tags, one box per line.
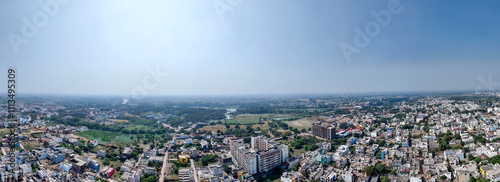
<box><xmin>0</xmin><ymin>93</ymin><xmax>499</xmax><ymax>182</ymax></box>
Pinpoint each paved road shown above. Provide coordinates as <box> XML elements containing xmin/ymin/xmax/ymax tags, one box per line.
<box><xmin>159</xmin><ymin>151</ymin><xmax>169</xmax><ymax>182</ymax></box>
<box><xmin>191</xmin><ymin>159</ymin><xmax>199</xmax><ymax>182</ymax></box>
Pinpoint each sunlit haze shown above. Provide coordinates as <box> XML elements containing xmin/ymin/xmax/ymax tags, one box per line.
<box><xmin>2</xmin><ymin>0</ymin><xmax>500</xmax><ymax>96</ymax></box>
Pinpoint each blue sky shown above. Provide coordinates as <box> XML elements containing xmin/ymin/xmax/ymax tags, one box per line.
<box><xmin>1</xmin><ymin>0</ymin><xmax>500</xmax><ymax>96</ymax></box>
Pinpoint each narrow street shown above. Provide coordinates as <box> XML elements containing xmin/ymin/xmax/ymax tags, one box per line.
<box><xmin>159</xmin><ymin>151</ymin><xmax>169</xmax><ymax>182</ymax></box>
<box><xmin>191</xmin><ymin>159</ymin><xmax>199</xmax><ymax>182</ymax></box>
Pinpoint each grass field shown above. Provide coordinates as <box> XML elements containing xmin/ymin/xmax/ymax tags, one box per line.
<box><xmin>285</xmin><ymin>118</ymin><xmax>311</xmax><ymax>130</ymax></box>
<box><xmin>200</xmin><ymin>124</ymin><xmax>270</xmax><ymax>132</ymax></box>
<box><xmin>225</xmin><ymin>114</ymin><xmax>261</xmax><ymax>124</ymax></box>
<box><xmin>224</xmin><ymin>114</ymin><xmax>293</xmax><ymax>124</ymax></box>
<box><xmin>75</xmin><ymin>130</ymin><xmax>133</xmax><ymax>145</ymax></box>
<box><xmin>125</xmin><ymin>124</ymin><xmax>152</xmax><ymax>131</ymax></box>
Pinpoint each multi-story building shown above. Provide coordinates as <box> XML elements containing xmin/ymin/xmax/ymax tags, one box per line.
<box><xmin>251</xmin><ymin>136</ymin><xmax>268</xmax><ymax>151</ymax></box>
<box><xmin>231</xmin><ymin>137</ymin><xmax>289</xmax><ymax>175</ymax></box>
<box><xmin>278</xmin><ymin>144</ymin><xmax>289</xmax><ymax>163</ymax></box>
<box><xmin>311</xmin><ymin>121</ymin><xmax>336</xmax><ymax>140</ymax></box>
<box><xmin>88</xmin><ymin>160</ymin><xmax>100</xmax><ymax>173</ymax></box>
<box><xmin>257</xmin><ymin>149</ymin><xmax>280</xmax><ymax>173</ymax></box>
<box><xmin>230</xmin><ymin>139</ymin><xmax>258</xmax><ymax>175</ymax></box>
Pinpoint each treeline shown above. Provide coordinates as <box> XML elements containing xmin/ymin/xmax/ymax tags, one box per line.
<box><xmin>49</xmin><ymin>116</ymin><xmax>168</xmax><ymax>135</ymax></box>
<box><xmin>124</xmin><ymin>103</ymin><xmax>175</xmax><ymax>115</ymax></box>
<box><xmin>238</xmin><ymin>106</ymin><xmax>276</xmax><ymax>114</ymax></box>
<box><xmin>180</xmin><ymin>108</ymin><xmax>225</xmax><ymax>123</ymax></box>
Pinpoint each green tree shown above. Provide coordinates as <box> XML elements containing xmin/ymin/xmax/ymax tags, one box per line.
<box><xmin>363</xmin><ymin>166</ymin><xmax>376</xmax><ymax>176</ymax></box>
<box><xmin>140</xmin><ymin>173</ymin><xmax>159</xmax><ymax>182</ymax></box>
<box><xmin>381</xmin><ymin>176</ymin><xmax>389</xmax><ymax>182</ymax></box>
<box><xmin>423</xmin><ymin>126</ymin><xmax>430</xmax><ymax>133</ymax></box>
<box><xmin>474</xmin><ymin>157</ymin><xmax>482</xmax><ymax>163</ymax></box>
<box><xmin>375</xmin><ymin>163</ymin><xmax>388</xmax><ymax>174</ymax></box>
<box><xmin>469</xmin><ymin>154</ymin><xmax>475</xmax><ymax>161</ymax></box>
<box><xmin>376</xmin><ymin>151</ymin><xmax>382</xmax><ymax>158</ymax></box>
<box><xmin>103</xmin><ymin>158</ymin><xmax>111</xmax><ymax>166</ymax></box>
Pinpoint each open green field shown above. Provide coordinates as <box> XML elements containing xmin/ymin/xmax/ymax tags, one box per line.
<box><xmin>76</xmin><ymin>130</ymin><xmax>133</xmax><ymax>145</ymax></box>
<box><xmin>225</xmin><ymin>114</ymin><xmax>293</xmax><ymax>124</ymax></box>
<box><xmin>201</xmin><ymin>124</ymin><xmax>270</xmax><ymax>132</ymax></box>
<box><xmin>225</xmin><ymin>114</ymin><xmax>261</xmax><ymax>124</ymax></box>
<box><xmin>125</xmin><ymin>124</ymin><xmax>153</xmax><ymax>131</ymax></box>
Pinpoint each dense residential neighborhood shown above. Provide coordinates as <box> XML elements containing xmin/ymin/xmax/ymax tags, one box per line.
<box><xmin>2</xmin><ymin>94</ymin><xmax>500</xmax><ymax>182</ymax></box>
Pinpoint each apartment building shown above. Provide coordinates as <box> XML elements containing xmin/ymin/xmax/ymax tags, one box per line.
<box><xmin>311</xmin><ymin>121</ymin><xmax>336</xmax><ymax>140</ymax></box>
<box><xmin>257</xmin><ymin>149</ymin><xmax>281</xmax><ymax>173</ymax></box>
<box><xmin>230</xmin><ymin>139</ymin><xmax>258</xmax><ymax>175</ymax></box>
<box><xmin>231</xmin><ymin>136</ymin><xmax>289</xmax><ymax>175</ymax></box>
<box><xmin>251</xmin><ymin>136</ymin><xmax>268</xmax><ymax>151</ymax></box>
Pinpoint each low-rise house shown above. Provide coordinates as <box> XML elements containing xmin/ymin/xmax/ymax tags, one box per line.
<box><xmin>20</xmin><ymin>164</ymin><xmax>32</xmax><ymax>174</ymax></box>
<box><xmin>89</xmin><ymin>160</ymin><xmax>100</xmax><ymax>173</ymax></box>
<box><xmin>52</xmin><ymin>153</ymin><xmax>65</xmax><ymax>163</ymax></box>
<box><xmin>61</xmin><ymin>162</ymin><xmax>72</xmax><ymax>172</ymax></box>
<box><xmin>97</xmin><ymin>149</ymin><xmax>106</xmax><ymax>158</ymax></box>
<box><xmin>144</xmin><ymin>148</ymin><xmax>157</xmax><ymax>157</ymax></box>
<box><xmin>122</xmin><ymin>146</ymin><xmax>135</xmax><ymax>159</ymax></box>
<box><xmin>101</xmin><ymin>166</ymin><xmax>115</xmax><ymax>178</ymax></box>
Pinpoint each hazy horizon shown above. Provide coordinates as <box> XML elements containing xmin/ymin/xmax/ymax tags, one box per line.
<box><xmin>2</xmin><ymin>1</ymin><xmax>500</xmax><ymax>96</ymax></box>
